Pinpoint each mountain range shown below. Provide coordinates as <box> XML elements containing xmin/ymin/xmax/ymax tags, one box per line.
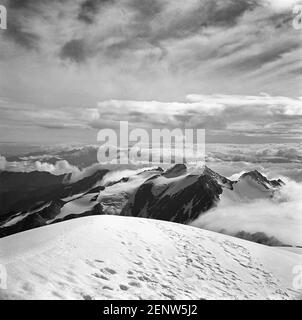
<box><xmin>0</xmin><ymin>164</ymin><xmax>284</xmax><ymax>243</ymax></box>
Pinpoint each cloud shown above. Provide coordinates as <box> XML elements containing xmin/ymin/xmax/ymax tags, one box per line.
<box><xmin>267</xmin><ymin>0</ymin><xmax>301</xmax><ymax>11</ymax></box>
<box><xmin>93</xmin><ymin>94</ymin><xmax>302</xmax><ymax>141</ymax></box>
<box><xmin>191</xmin><ymin>177</ymin><xmax>302</xmax><ymax>246</ymax></box>
<box><xmin>0</xmin><ymin>0</ymin><xmax>301</xmax><ymax>144</ymax></box>
<box><xmin>0</xmin><ymin>97</ymin><xmax>91</xmax><ymax>132</ymax></box>
<box><xmin>0</xmin><ymin>154</ymin><xmax>81</xmax><ymax>177</ymax></box>
<box><xmin>60</xmin><ymin>39</ymin><xmax>90</xmax><ymax>63</ymax></box>
<box><xmin>186</xmin><ymin>94</ymin><xmax>302</xmax><ymax>116</ymax></box>
<box><xmin>205</xmin><ymin>143</ymin><xmax>302</xmax><ymax>184</ymax></box>
<box><xmin>1</xmin><ymin>91</ymin><xmax>301</xmax><ymax>144</ymax></box>
<box><xmin>0</xmin><ymin>149</ymin><xmax>153</xmax><ymax>183</ymax></box>
<box><xmin>78</xmin><ymin>0</ymin><xmax>115</xmax><ymax>24</ymax></box>
<box><xmin>5</xmin><ymin>20</ymin><xmax>40</xmax><ymax>50</ymax></box>
<box><xmin>3</xmin><ymin>0</ymin><xmax>54</xmax><ymax>49</ymax></box>
<box><xmin>207</xmin><ymin>143</ymin><xmax>302</xmax><ymax>164</ymax></box>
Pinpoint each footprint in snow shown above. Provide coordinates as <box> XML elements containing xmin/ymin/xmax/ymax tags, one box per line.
<box><xmin>102</xmin><ymin>286</ymin><xmax>114</xmax><ymax>291</ymax></box>
<box><xmin>119</xmin><ymin>284</ymin><xmax>129</xmax><ymax>291</ymax></box>
<box><xmin>92</xmin><ymin>273</ymin><xmax>109</xmax><ymax>281</ymax></box>
<box><xmin>103</xmin><ymin>267</ymin><xmax>117</xmax><ymax>275</ymax></box>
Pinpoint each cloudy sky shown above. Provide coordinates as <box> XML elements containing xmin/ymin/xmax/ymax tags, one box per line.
<box><xmin>0</xmin><ymin>0</ymin><xmax>301</xmax><ymax>144</ymax></box>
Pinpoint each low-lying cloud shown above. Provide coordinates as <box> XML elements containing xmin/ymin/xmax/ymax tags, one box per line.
<box><xmin>191</xmin><ymin>178</ymin><xmax>302</xmax><ymax>246</ymax></box>
<box><xmin>207</xmin><ymin>143</ymin><xmax>302</xmax><ymax>164</ymax></box>
<box><xmin>0</xmin><ymin>154</ymin><xmax>81</xmax><ymax>177</ymax></box>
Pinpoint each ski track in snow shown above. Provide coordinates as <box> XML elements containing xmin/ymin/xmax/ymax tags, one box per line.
<box><xmin>0</xmin><ymin>216</ymin><xmax>301</xmax><ymax>300</ymax></box>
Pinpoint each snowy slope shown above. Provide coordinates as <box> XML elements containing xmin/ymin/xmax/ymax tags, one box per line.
<box><xmin>0</xmin><ymin>216</ymin><xmax>300</xmax><ymax>300</ymax></box>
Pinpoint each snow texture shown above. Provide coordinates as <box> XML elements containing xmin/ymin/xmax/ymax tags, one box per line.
<box><xmin>0</xmin><ymin>216</ymin><xmax>301</xmax><ymax>300</ymax></box>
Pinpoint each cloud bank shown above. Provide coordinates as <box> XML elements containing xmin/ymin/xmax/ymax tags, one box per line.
<box><xmin>1</xmin><ymin>93</ymin><xmax>301</xmax><ymax>144</ymax></box>
<box><xmin>191</xmin><ymin>178</ymin><xmax>302</xmax><ymax>246</ymax></box>
<box><xmin>0</xmin><ymin>154</ymin><xmax>81</xmax><ymax>177</ymax></box>
<box><xmin>0</xmin><ymin>0</ymin><xmax>301</xmax><ymax>144</ymax></box>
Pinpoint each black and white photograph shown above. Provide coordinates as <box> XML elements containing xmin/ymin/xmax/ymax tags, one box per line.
<box><xmin>0</xmin><ymin>0</ymin><xmax>302</xmax><ymax>304</ymax></box>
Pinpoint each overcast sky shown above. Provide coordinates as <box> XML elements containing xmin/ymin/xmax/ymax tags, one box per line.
<box><xmin>0</xmin><ymin>0</ymin><xmax>301</xmax><ymax>144</ymax></box>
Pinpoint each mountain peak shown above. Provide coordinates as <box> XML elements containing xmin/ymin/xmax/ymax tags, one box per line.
<box><xmin>162</xmin><ymin>163</ymin><xmax>187</xmax><ymax>178</ymax></box>
<box><xmin>239</xmin><ymin>170</ymin><xmax>283</xmax><ymax>189</ymax></box>
<box><xmin>240</xmin><ymin>170</ymin><xmax>266</xmax><ymax>180</ymax></box>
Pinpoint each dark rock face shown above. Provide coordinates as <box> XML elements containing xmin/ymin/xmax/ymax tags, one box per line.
<box><xmin>0</xmin><ymin>171</ymin><xmax>66</xmax><ymax>193</ymax></box>
<box><xmin>0</xmin><ymin>169</ymin><xmax>109</xmax><ymax>237</ymax></box>
<box><xmin>121</xmin><ymin>165</ymin><xmax>225</xmax><ymax>224</ymax></box>
<box><xmin>0</xmin><ymin>199</ymin><xmax>105</xmax><ymax>238</ymax></box>
<box><xmin>120</xmin><ymin>166</ymin><xmax>285</xmax><ymax>225</ymax></box>
<box><xmin>0</xmin><ymin>171</ymin><xmax>66</xmax><ymax>217</ymax></box>
<box><xmin>0</xmin><ymin>169</ymin><xmax>108</xmax><ymax>218</ymax></box>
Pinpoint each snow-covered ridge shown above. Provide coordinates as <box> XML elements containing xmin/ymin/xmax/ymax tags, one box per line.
<box><xmin>0</xmin><ymin>216</ymin><xmax>300</xmax><ymax>300</ymax></box>
<box><xmin>121</xmin><ymin>165</ymin><xmax>282</xmax><ymax>223</ymax></box>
